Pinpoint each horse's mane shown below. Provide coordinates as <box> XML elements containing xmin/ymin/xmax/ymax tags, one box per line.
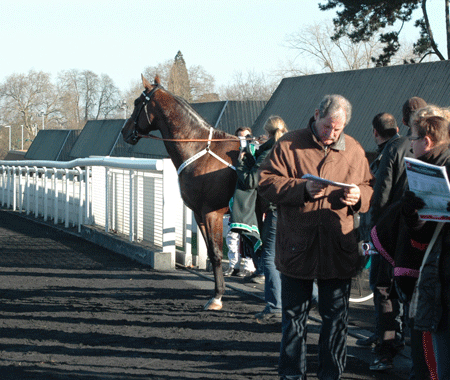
<box><xmin>168</xmin><ymin>91</ymin><xmax>237</xmax><ymax>140</ymax></box>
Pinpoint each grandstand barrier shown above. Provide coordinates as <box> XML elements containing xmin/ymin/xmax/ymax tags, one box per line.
<box><xmin>0</xmin><ymin>157</ymin><xmax>206</xmax><ymax>270</ymax></box>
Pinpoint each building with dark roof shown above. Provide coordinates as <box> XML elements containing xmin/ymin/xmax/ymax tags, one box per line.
<box><xmin>68</xmin><ymin>119</ymin><xmax>125</xmax><ymax>159</ymax></box>
<box><xmin>24</xmin><ymin>129</ymin><xmax>81</xmax><ymax>161</ymax></box>
<box><xmin>251</xmin><ymin>60</ymin><xmax>450</xmax><ymax>154</ymax></box>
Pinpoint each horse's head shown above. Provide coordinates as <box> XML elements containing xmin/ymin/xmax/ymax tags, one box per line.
<box><xmin>121</xmin><ymin>75</ymin><xmax>162</xmax><ymax>145</ymax></box>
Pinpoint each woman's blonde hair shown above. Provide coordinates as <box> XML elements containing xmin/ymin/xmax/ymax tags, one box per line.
<box><xmin>264</xmin><ymin>115</ymin><xmax>288</xmax><ymax>141</ymax></box>
<box><xmin>411</xmin><ymin>105</ymin><xmax>449</xmax><ymax>127</ymax></box>
<box><xmin>411</xmin><ymin>105</ymin><xmax>450</xmax><ymax>145</ymax></box>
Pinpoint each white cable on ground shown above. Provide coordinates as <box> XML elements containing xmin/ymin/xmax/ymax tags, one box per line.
<box><xmin>349</xmin><ymin>293</ymin><xmax>373</xmax><ymax>303</ymax></box>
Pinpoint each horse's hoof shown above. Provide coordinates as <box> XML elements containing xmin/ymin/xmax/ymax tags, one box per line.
<box><xmin>203</xmin><ymin>298</ymin><xmax>222</xmax><ymax>311</ymax></box>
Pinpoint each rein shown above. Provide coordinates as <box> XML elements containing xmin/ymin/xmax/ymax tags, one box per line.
<box><xmin>132</xmin><ymin>85</ymin><xmax>240</xmax><ymax>175</ymax></box>
<box><xmin>136</xmin><ymin>133</ymin><xmax>242</xmax><ymax>143</ymax></box>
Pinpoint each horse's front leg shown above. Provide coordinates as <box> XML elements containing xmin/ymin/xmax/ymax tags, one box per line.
<box><xmin>200</xmin><ymin>211</ymin><xmax>226</xmax><ymax>311</ymax></box>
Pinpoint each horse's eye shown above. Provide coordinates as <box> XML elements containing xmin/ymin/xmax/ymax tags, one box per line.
<box><xmin>134</xmin><ymin>98</ymin><xmax>140</xmax><ymax>106</ymax></box>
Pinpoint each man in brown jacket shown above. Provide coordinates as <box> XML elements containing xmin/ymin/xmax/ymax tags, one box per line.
<box><xmin>258</xmin><ymin>94</ymin><xmax>374</xmax><ymax>380</ymax></box>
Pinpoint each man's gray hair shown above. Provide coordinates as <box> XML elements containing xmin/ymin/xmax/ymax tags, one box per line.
<box><xmin>318</xmin><ymin>94</ymin><xmax>352</xmax><ymax>126</ymax></box>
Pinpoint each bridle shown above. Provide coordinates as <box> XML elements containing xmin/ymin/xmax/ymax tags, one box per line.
<box><xmin>129</xmin><ymin>85</ymin><xmax>162</xmax><ymax>144</ymax></box>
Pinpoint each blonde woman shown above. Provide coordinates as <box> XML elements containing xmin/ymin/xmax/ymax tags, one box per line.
<box><xmin>235</xmin><ymin>115</ymin><xmax>288</xmax><ymax>322</ymax></box>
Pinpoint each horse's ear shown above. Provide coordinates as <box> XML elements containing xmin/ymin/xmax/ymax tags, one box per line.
<box><xmin>141</xmin><ymin>74</ymin><xmax>152</xmax><ymax>91</ymax></box>
<box><xmin>154</xmin><ymin>75</ymin><xmax>161</xmax><ymax>85</ymax></box>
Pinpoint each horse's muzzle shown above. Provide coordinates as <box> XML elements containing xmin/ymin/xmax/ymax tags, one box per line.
<box><xmin>122</xmin><ymin>127</ymin><xmax>140</xmax><ymax>145</ymax></box>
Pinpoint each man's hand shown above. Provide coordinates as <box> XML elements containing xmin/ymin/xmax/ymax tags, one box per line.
<box><xmin>306</xmin><ymin>180</ymin><xmax>327</xmax><ymax>199</ymax></box>
<box><xmin>340</xmin><ymin>185</ymin><xmax>361</xmax><ymax>206</ymax></box>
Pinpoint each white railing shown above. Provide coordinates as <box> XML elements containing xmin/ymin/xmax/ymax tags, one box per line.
<box><xmin>0</xmin><ymin>157</ymin><xmax>204</xmax><ymax>269</ymax></box>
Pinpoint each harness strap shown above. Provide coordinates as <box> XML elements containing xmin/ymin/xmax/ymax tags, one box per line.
<box><xmin>208</xmin><ymin>150</ymin><xmax>236</xmax><ymax>171</ymax></box>
<box><xmin>177</xmin><ymin>127</ymin><xmax>236</xmax><ymax>176</ymax></box>
<box><xmin>177</xmin><ymin>149</ymin><xmax>209</xmax><ymax>175</ymax></box>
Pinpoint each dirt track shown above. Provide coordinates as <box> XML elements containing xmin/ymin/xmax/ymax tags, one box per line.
<box><xmin>0</xmin><ymin>210</ymin><xmax>410</xmax><ymax>379</ymax></box>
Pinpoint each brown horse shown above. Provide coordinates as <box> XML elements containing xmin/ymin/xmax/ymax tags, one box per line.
<box><xmin>122</xmin><ymin>75</ymin><xmax>241</xmax><ymax>310</ymax></box>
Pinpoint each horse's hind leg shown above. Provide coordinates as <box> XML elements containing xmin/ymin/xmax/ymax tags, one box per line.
<box><xmin>195</xmin><ymin>211</ymin><xmax>226</xmax><ymax>311</ymax></box>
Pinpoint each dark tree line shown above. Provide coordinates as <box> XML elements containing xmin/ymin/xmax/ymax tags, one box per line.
<box><xmin>319</xmin><ymin>0</ymin><xmax>449</xmax><ymax>65</ymax></box>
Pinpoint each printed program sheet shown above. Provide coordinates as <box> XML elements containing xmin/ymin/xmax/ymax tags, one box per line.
<box><xmin>405</xmin><ymin>157</ymin><xmax>450</xmax><ymax>222</ymax></box>
<box><xmin>301</xmin><ymin>174</ymin><xmax>356</xmax><ymax>189</ymax></box>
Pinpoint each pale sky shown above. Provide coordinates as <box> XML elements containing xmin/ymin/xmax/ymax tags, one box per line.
<box><xmin>1</xmin><ymin>0</ymin><xmax>446</xmax><ymax>93</ymax></box>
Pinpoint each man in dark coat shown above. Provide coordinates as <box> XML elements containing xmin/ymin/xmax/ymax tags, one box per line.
<box><xmin>358</xmin><ymin>112</ymin><xmax>409</xmax><ymax>371</ymax></box>
<box><xmin>359</xmin><ymin>98</ymin><xmax>427</xmax><ymax>371</ymax></box>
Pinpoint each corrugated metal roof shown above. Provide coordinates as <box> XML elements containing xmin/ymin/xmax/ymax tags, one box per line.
<box><xmin>191</xmin><ymin>102</ymin><xmax>227</xmax><ymax>127</ymax></box>
<box><xmin>69</xmin><ymin>119</ymin><xmax>125</xmax><ymax>159</ymax></box>
<box><xmin>25</xmin><ymin>130</ymin><xmax>77</xmax><ymax>161</ymax></box>
<box><xmin>251</xmin><ymin>60</ymin><xmax>450</xmax><ymax>153</ymax></box>
<box><xmin>56</xmin><ymin>130</ymin><xmax>81</xmax><ymax>161</ymax></box>
<box><xmin>192</xmin><ymin>101</ymin><xmax>267</xmax><ymax>135</ymax></box>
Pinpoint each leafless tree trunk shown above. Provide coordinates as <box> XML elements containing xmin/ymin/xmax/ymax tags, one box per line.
<box><xmin>421</xmin><ymin>0</ymin><xmax>446</xmax><ymax>60</ymax></box>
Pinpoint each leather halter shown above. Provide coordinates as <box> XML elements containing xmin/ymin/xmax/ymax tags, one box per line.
<box><xmin>130</xmin><ymin>85</ymin><xmax>236</xmax><ymax>175</ymax></box>
<box><xmin>129</xmin><ymin>85</ymin><xmax>161</xmax><ymax>144</ymax></box>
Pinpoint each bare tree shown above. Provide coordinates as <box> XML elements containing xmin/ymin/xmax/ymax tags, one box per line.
<box><xmin>95</xmin><ymin>74</ymin><xmax>121</xmax><ymax>119</ymax></box>
<box><xmin>57</xmin><ymin>69</ymin><xmax>83</xmax><ymax>129</ymax></box>
<box><xmin>285</xmin><ymin>22</ymin><xmax>386</xmax><ymax>73</ymax></box>
<box><xmin>188</xmin><ymin>64</ymin><xmax>218</xmax><ymax>102</ymax></box>
<box><xmin>272</xmin><ymin>57</ymin><xmax>316</xmax><ymax>79</ymax></box>
<box><xmin>79</xmin><ymin>70</ymin><xmax>100</xmax><ymax>121</ymax></box>
<box><xmin>283</xmin><ymin>21</ymin><xmax>425</xmax><ymax>76</ymax></box>
<box><xmin>0</xmin><ymin>70</ymin><xmax>59</xmax><ymax>137</ymax></box>
<box><xmin>143</xmin><ymin>60</ymin><xmax>173</xmax><ymax>87</ymax></box>
<box><xmin>58</xmin><ymin>69</ymin><xmax>121</xmax><ymax>128</ymax></box>
<box><xmin>218</xmin><ymin>70</ymin><xmax>278</xmax><ymax>101</ymax></box>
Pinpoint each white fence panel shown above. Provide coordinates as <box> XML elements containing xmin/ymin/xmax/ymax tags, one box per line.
<box><xmin>0</xmin><ymin>157</ymin><xmax>204</xmax><ymax>270</ymax></box>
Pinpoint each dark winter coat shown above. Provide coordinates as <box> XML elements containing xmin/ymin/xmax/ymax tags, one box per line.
<box><xmin>230</xmin><ymin>138</ymin><xmax>276</xmax><ymax>252</ymax></box>
<box><xmin>358</xmin><ymin>139</ymin><xmax>389</xmax><ymax>241</ymax></box>
<box><xmin>235</xmin><ymin>137</ymin><xmax>276</xmax><ymax>214</ymax></box>
<box><xmin>370</xmin><ymin>134</ymin><xmax>413</xmax><ymax>227</ymax></box>
<box><xmin>371</xmin><ymin>144</ymin><xmax>450</xmax><ymax>306</ymax></box>
<box><xmin>408</xmin><ymin>145</ymin><xmax>450</xmax><ymax>332</ymax></box>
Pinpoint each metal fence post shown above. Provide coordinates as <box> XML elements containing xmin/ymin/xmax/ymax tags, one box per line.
<box><xmin>12</xmin><ymin>166</ymin><xmax>17</xmax><ymax>211</ymax></box>
<box><xmin>64</xmin><ymin>169</ymin><xmax>69</xmax><ymax>228</ymax></box>
<box><xmin>85</xmin><ymin>166</ymin><xmax>90</xmax><ymax>224</ymax></box>
<box><xmin>33</xmin><ymin>166</ymin><xmax>38</xmax><ymax>217</ymax></box>
<box><xmin>25</xmin><ymin>167</ymin><xmax>30</xmax><ymax>215</ymax></box>
<box><xmin>17</xmin><ymin>166</ymin><xmax>23</xmax><ymax>213</ymax></box>
<box><xmin>105</xmin><ymin>167</ymin><xmax>109</xmax><ymax>233</ymax></box>
<box><xmin>129</xmin><ymin>169</ymin><xmax>135</xmax><ymax>242</ymax></box>
<box><xmin>43</xmin><ymin>167</ymin><xmax>48</xmax><ymax>221</ymax></box>
<box><xmin>53</xmin><ymin>168</ymin><xmax>58</xmax><ymax>224</ymax></box>
<box><xmin>162</xmin><ymin>159</ymin><xmax>177</xmax><ymax>267</ymax></box>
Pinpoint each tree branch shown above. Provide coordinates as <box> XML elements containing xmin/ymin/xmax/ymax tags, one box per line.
<box><xmin>422</xmin><ymin>0</ymin><xmax>445</xmax><ymax>60</ymax></box>
<box><xmin>446</xmin><ymin>0</ymin><xmax>450</xmax><ymax>58</ymax></box>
